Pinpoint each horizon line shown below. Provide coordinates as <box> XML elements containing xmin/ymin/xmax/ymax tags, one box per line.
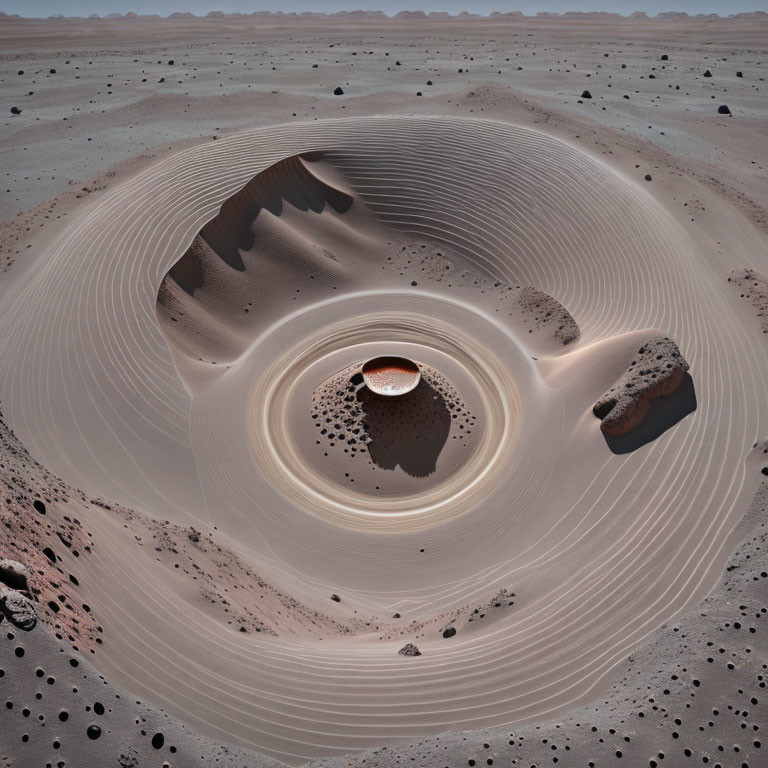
<box><xmin>3</xmin><ymin>8</ymin><xmax>767</xmax><ymax>20</ymax></box>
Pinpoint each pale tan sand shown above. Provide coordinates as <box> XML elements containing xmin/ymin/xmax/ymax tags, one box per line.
<box><xmin>1</xmin><ymin>11</ymin><xmax>768</xmax><ymax>768</ymax></box>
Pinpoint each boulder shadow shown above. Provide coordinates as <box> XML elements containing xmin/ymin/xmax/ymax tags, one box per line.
<box><xmin>603</xmin><ymin>372</ymin><xmax>697</xmax><ymax>454</ymax></box>
<box><xmin>358</xmin><ymin>379</ymin><xmax>451</xmax><ymax>477</ymax></box>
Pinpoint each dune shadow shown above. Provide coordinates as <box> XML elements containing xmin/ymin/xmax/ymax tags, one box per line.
<box><xmin>359</xmin><ymin>379</ymin><xmax>451</xmax><ymax>477</ymax></box>
<box><xmin>170</xmin><ymin>152</ymin><xmax>353</xmax><ymax>286</ymax></box>
<box><xmin>603</xmin><ymin>373</ymin><xmax>697</xmax><ymax>454</ymax></box>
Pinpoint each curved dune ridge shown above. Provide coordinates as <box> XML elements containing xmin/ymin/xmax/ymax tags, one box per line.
<box><xmin>0</xmin><ymin>116</ymin><xmax>766</xmax><ymax>764</ymax></box>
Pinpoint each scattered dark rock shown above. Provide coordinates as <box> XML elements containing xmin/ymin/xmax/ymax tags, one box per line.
<box><xmin>330</xmin><ymin>593</ymin><xmax>341</xmax><ymax>602</ymax></box>
<box><xmin>42</xmin><ymin>546</ymin><xmax>56</xmax><ymax>564</ymax></box>
<box><xmin>118</xmin><ymin>751</ymin><xmax>139</xmax><ymax>768</ymax></box>
<box><xmin>580</xmin><ymin>89</ymin><xmax>592</xmax><ymax>98</ymax></box>
<box><xmin>515</xmin><ymin>286</ymin><xmax>580</xmax><ymax>346</ymax></box>
<box><xmin>718</xmin><ymin>104</ymin><xmax>731</xmax><ymax>115</ymax></box>
<box><xmin>660</xmin><ymin>54</ymin><xmax>669</xmax><ymax>60</ymax></box>
<box><xmin>442</xmin><ymin>626</ymin><xmax>457</xmax><ymax>639</ymax></box>
<box><xmin>728</xmin><ymin>268</ymin><xmax>768</xmax><ymax>333</ymax></box>
<box><xmin>33</xmin><ymin>499</ymin><xmax>46</xmax><ymax>514</ymax></box>
<box><xmin>10</xmin><ymin>106</ymin><xmax>21</xmax><ymax>115</ymax></box>
<box><xmin>736</xmin><ymin>71</ymin><xmax>743</xmax><ymax>77</ymax></box>
<box><xmin>86</xmin><ymin>724</ymin><xmax>102</xmax><ymax>740</ymax></box>
<box><xmin>398</xmin><ymin>643</ymin><xmax>421</xmax><ymax>656</ymax></box>
<box><xmin>644</xmin><ymin>174</ymin><xmax>652</xmax><ymax>181</ymax></box>
<box><xmin>703</xmin><ymin>69</ymin><xmax>713</xmax><ymax>77</ymax></box>
<box><xmin>333</xmin><ymin>86</ymin><xmax>344</xmax><ymax>95</ymax></box>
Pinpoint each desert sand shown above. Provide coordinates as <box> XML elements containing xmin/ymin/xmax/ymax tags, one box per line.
<box><xmin>1</xmin><ymin>10</ymin><xmax>768</xmax><ymax>768</ymax></box>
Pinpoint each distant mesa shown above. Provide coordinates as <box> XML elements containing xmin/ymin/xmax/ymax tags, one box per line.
<box><xmin>593</xmin><ymin>336</ymin><xmax>692</xmax><ymax>439</ymax></box>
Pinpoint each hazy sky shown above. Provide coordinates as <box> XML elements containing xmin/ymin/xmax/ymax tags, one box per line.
<box><xmin>5</xmin><ymin>0</ymin><xmax>764</xmax><ymax>18</ymax></box>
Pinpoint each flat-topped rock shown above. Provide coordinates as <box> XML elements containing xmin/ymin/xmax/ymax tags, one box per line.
<box><xmin>593</xmin><ymin>336</ymin><xmax>689</xmax><ymax>437</ymax></box>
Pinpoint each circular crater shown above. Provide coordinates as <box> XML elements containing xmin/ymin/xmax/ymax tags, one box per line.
<box><xmin>1</xmin><ymin>116</ymin><xmax>758</xmax><ymax>764</ymax></box>
<box><xmin>310</xmin><ymin>357</ymin><xmax>473</xmax><ymax>494</ymax></box>
<box><xmin>243</xmin><ymin>302</ymin><xmax>527</xmax><ymax>531</ymax></box>
<box><xmin>361</xmin><ymin>355</ymin><xmax>421</xmax><ymax>397</ymax></box>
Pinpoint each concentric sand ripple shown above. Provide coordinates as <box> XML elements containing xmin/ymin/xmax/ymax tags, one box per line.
<box><xmin>0</xmin><ymin>116</ymin><xmax>766</xmax><ymax>763</ymax></box>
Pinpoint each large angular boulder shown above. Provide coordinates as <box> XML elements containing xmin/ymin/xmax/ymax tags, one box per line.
<box><xmin>593</xmin><ymin>337</ymin><xmax>689</xmax><ymax>437</ymax></box>
<box><xmin>1</xmin><ymin>585</ymin><xmax>37</xmax><ymax>631</ymax></box>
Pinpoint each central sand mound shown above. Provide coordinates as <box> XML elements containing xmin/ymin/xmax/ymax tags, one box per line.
<box><xmin>0</xmin><ymin>116</ymin><xmax>765</xmax><ymax>763</ymax></box>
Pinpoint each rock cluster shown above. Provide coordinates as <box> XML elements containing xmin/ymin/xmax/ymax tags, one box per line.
<box><xmin>0</xmin><ymin>557</ymin><xmax>36</xmax><ymax>630</ymax></box>
<box><xmin>398</xmin><ymin>643</ymin><xmax>421</xmax><ymax>656</ymax></box>
<box><xmin>593</xmin><ymin>336</ymin><xmax>689</xmax><ymax>437</ymax></box>
<box><xmin>516</xmin><ymin>286</ymin><xmax>580</xmax><ymax>345</ymax></box>
<box><xmin>1</xmin><ymin>585</ymin><xmax>37</xmax><ymax>630</ymax></box>
<box><xmin>729</xmin><ymin>268</ymin><xmax>768</xmax><ymax>333</ymax></box>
